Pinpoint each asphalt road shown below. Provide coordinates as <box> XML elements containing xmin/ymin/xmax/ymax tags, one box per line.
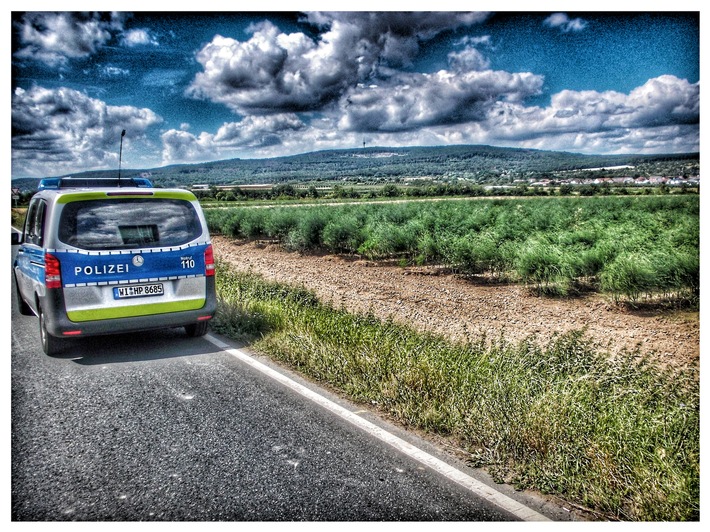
<box><xmin>10</xmin><ymin>246</ymin><xmax>560</xmax><ymax>522</ymax></box>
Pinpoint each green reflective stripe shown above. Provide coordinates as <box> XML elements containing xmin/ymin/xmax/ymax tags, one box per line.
<box><xmin>67</xmin><ymin>298</ymin><xmax>205</xmax><ymax>322</ymax></box>
<box><xmin>57</xmin><ymin>190</ymin><xmax>196</xmax><ymax>203</ymax></box>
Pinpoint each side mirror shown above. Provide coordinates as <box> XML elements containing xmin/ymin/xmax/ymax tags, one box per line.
<box><xmin>11</xmin><ymin>232</ymin><xmax>21</xmax><ymax>245</ymax></box>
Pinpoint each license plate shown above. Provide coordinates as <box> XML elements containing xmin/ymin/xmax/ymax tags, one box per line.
<box><xmin>113</xmin><ymin>283</ymin><xmax>164</xmax><ymax>299</ymax></box>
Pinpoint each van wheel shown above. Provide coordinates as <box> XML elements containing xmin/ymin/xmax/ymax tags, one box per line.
<box><xmin>38</xmin><ymin>306</ymin><xmax>62</xmax><ymax>356</ymax></box>
<box><xmin>15</xmin><ymin>277</ymin><xmax>33</xmax><ymax>316</ymax></box>
<box><xmin>185</xmin><ymin>321</ymin><xmax>209</xmax><ymax>337</ymax></box>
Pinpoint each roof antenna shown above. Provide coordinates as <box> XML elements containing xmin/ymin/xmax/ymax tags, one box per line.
<box><xmin>118</xmin><ymin>129</ymin><xmax>126</xmax><ymax>185</ymax></box>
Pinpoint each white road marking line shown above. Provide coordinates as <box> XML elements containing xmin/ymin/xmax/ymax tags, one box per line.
<box><xmin>204</xmin><ymin>333</ymin><xmax>551</xmax><ymax>521</ymax></box>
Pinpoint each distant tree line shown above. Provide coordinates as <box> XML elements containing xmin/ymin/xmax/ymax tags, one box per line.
<box><xmin>11</xmin><ymin>145</ymin><xmax>699</xmax><ymax>196</ymax></box>
<box><xmin>192</xmin><ymin>180</ymin><xmax>696</xmax><ymax>203</ymax></box>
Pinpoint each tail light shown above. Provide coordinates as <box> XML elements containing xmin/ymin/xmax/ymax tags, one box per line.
<box><xmin>204</xmin><ymin>244</ymin><xmax>215</xmax><ymax>277</ymax></box>
<box><xmin>45</xmin><ymin>253</ymin><xmax>62</xmax><ymax>289</ymax></box>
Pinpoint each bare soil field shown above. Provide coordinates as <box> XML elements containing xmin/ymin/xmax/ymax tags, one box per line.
<box><xmin>213</xmin><ymin>235</ymin><xmax>699</xmax><ymax>370</ymax></box>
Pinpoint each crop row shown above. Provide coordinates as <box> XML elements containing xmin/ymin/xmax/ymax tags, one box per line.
<box><xmin>205</xmin><ymin>196</ymin><xmax>699</xmax><ymax>302</ymax></box>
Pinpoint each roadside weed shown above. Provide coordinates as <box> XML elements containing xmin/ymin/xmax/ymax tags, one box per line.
<box><xmin>213</xmin><ymin>265</ymin><xmax>699</xmax><ymax>521</ymax></box>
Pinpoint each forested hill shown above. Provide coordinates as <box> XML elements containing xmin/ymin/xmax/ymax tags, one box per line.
<box><xmin>12</xmin><ymin>145</ymin><xmax>699</xmax><ymax>191</ymax></box>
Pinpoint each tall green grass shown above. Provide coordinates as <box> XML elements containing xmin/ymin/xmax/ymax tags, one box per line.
<box><xmin>205</xmin><ymin>196</ymin><xmax>699</xmax><ymax>303</ymax></box>
<box><xmin>212</xmin><ymin>264</ymin><xmax>699</xmax><ymax>521</ymax></box>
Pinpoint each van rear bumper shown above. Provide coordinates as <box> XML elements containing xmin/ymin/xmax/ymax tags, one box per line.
<box><xmin>41</xmin><ymin>278</ymin><xmax>217</xmax><ymax>338</ymax></box>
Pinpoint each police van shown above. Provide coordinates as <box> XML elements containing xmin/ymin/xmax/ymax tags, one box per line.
<box><xmin>12</xmin><ymin>177</ymin><xmax>216</xmax><ymax>355</ymax></box>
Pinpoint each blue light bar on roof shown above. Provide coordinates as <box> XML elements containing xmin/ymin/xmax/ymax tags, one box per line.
<box><xmin>38</xmin><ymin>177</ymin><xmax>153</xmax><ymax>190</ymax></box>
<box><xmin>37</xmin><ymin>178</ymin><xmax>61</xmax><ymax>190</ymax></box>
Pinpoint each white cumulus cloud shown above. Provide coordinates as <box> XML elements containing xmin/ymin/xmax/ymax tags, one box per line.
<box><xmin>161</xmin><ymin>114</ymin><xmax>306</xmax><ymax>164</ymax></box>
<box><xmin>472</xmin><ymin>75</ymin><xmax>699</xmax><ymax>153</ymax></box>
<box><xmin>338</xmin><ymin>69</ymin><xmax>544</xmax><ymax>132</ymax></box>
<box><xmin>13</xmin><ymin>12</ymin><xmax>124</xmax><ymax>67</ymax></box>
<box><xmin>121</xmin><ymin>28</ymin><xmax>158</xmax><ymax>47</ymax></box>
<box><xmin>186</xmin><ymin>12</ymin><xmax>491</xmax><ymax>115</ymax></box>
<box><xmin>12</xmin><ymin>86</ymin><xmax>162</xmax><ymax>177</ymax></box>
<box><xmin>543</xmin><ymin>13</ymin><xmax>588</xmax><ymax>33</ymax></box>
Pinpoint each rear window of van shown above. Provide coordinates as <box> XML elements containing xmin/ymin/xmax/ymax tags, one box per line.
<box><xmin>58</xmin><ymin>198</ymin><xmax>202</xmax><ymax>250</ymax></box>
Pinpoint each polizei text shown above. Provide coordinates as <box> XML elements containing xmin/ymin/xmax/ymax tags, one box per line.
<box><xmin>75</xmin><ymin>263</ymin><xmax>130</xmax><ymax>276</ymax></box>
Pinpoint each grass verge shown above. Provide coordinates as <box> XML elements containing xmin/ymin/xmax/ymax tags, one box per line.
<box><xmin>212</xmin><ymin>262</ymin><xmax>699</xmax><ymax>521</ymax></box>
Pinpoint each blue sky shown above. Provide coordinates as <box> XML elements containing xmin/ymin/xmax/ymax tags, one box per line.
<box><xmin>9</xmin><ymin>4</ymin><xmax>701</xmax><ymax>179</ymax></box>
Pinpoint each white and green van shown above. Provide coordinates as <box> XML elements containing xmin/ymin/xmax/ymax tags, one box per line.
<box><xmin>12</xmin><ymin>177</ymin><xmax>216</xmax><ymax>355</ymax></box>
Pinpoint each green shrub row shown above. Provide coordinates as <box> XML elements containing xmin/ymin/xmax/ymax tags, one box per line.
<box><xmin>205</xmin><ymin>196</ymin><xmax>699</xmax><ymax>302</ymax></box>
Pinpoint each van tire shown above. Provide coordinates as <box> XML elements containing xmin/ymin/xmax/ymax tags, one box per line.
<box><xmin>185</xmin><ymin>321</ymin><xmax>209</xmax><ymax>337</ymax></box>
<box><xmin>38</xmin><ymin>305</ymin><xmax>62</xmax><ymax>356</ymax></box>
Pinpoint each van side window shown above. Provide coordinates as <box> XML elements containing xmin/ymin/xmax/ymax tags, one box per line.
<box><xmin>23</xmin><ymin>202</ymin><xmax>37</xmax><ymax>240</ymax></box>
<box><xmin>24</xmin><ymin>199</ymin><xmax>47</xmax><ymax>247</ymax></box>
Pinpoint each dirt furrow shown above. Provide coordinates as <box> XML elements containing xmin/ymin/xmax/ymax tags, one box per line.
<box><xmin>213</xmin><ymin>235</ymin><xmax>699</xmax><ymax>369</ymax></box>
